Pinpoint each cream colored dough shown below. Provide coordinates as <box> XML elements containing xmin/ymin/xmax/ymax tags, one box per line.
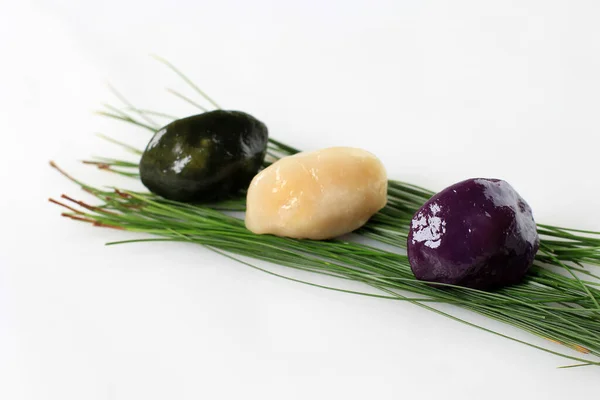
<box><xmin>245</xmin><ymin>147</ymin><xmax>388</xmax><ymax>240</ymax></box>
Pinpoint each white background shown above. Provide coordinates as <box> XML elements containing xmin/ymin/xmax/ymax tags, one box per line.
<box><xmin>1</xmin><ymin>0</ymin><xmax>600</xmax><ymax>399</ymax></box>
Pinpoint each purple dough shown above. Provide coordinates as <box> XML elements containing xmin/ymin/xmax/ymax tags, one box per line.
<box><xmin>407</xmin><ymin>178</ymin><xmax>539</xmax><ymax>290</ymax></box>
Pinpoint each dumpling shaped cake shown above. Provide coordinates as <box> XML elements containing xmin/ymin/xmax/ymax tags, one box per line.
<box><xmin>245</xmin><ymin>147</ymin><xmax>388</xmax><ymax>240</ymax></box>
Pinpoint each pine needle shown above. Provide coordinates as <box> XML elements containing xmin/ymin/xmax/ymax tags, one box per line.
<box><xmin>50</xmin><ymin>59</ymin><xmax>600</xmax><ymax>367</ymax></box>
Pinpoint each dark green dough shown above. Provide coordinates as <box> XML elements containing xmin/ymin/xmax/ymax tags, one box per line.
<box><xmin>140</xmin><ymin>110</ymin><xmax>269</xmax><ymax>202</ymax></box>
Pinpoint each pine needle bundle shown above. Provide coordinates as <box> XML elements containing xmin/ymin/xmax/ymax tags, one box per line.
<box><xmin>50</xmin><ymin>58</ymin><xmax>600</xmax><ymax>368</ymax></box>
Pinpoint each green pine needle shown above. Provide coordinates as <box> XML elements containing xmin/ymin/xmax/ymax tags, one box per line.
<box><xmin>50</xmin><ymin>59</ymin><xmax>600</xmax><ymax>368</ymax></box>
